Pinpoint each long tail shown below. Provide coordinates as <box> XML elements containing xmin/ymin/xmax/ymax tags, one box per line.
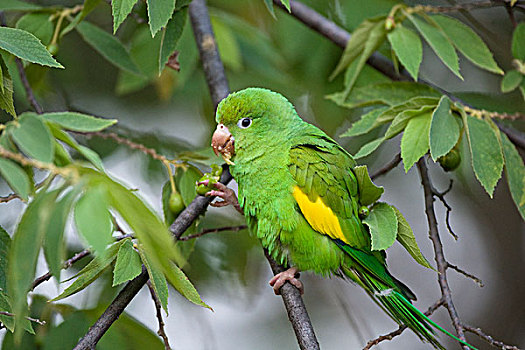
<box><xmin>336</xmin><ymin>241</ymin><xmax>476</xmax><ymax>349</ymax></box>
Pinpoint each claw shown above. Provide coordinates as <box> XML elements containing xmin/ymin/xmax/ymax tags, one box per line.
<box><xmin>269</xmin><ymin>267</ymin><xmax>303</xmax><ymax>295</ymax></box>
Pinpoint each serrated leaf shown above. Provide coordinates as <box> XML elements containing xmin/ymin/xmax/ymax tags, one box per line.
<box><xmin>54</xmin><ymin>139</ymin><xmax>73</xmax><ymax>167</ymax></box>
<box><xmin>0</xmin><ymin>291</ymin><xmax>14</xmax><ymax>332</ymax></box>
<box><xmin>432</xmin><ymin>14</ymin><xmax>503</xmax><ymax>75</ymax></box>
<box><xmin>147</xmin><ymin>0</ymin><xmax>176</xmax><ymax>37</ymax></box>
<box><xmin>511</xmin><ymin>23</ymin><xmax>525</xmax><ymax>60</ymax></box>
<box><xmin>374</xmin><ymin>96</ymin><xmax>439</xmax><ymax>127</ymax></box>
<box><xmin>75</xmin><ymin>186</ymin><xmax>113</xmax><ymax>255</ymax></box>
<box><xmin>263</xmin><ymin>0</ymin><xmax>276</xmax><ymax>18</ymax></box>
<box><xmin>76</xmin><ymin>21</ymin><xmax>140</xmax><ymax>74</ymax></box>
<box><xmin>0</xmin><ymin>0</ymin><xmax>42</xmax><ymax>11</ymax></box>
<box><xmin>164</xmin><ymin>260</ymin><xmax>211</xmax><ymax>309</ymax></box>
<box><xmin>331</xmin><ymin>17</ymin><xmax>384</xmax><ymax>80</ymax></box>
<box><xmin>138</xmin><ymin>246</ymin><xmax>168</xmax><ymax>313</ymax></box>
<box><xmin>341</xmin><ymin>108</ymin><xmax>387</xmax><ymax>138</ymax></box>
<box><xmin>0</xmin><ymin>56</ymin><xmax>15</xmax><ymax>117</ymax></box>
<box><xmin>16</xmin><ymin>13</ymin><xmax>53</xmax><ymax>46</ymax></box>
<box><xmin>354</xmin><ymin>137</ymin><xmax>385</xmax><ymax>159</ymax></box>
<box><xmin>11</xmin><ymin>113</ymin><xmax>54</xmax><ymax>163</ymax></box>
<box><xmin>363</xmin><ymin>202</ymin><xmax>398</xmax><ymax>251</ymax></box>
<box><xmin>353</xmin><ymin>165</ymin><xmax>384</xmax><ymax>205</ymax></box>
<box><xmin>8</xmin><ymin>189</ymin><xmax>58</xmax><ymax>339</ymax></box>
<box><xmin>0</xmin><ymin>158</ymin><xmax>30</xmax><ymax>201</ymax></box>
<box><xmin>42</xmin><ymin>112</ymin><xmax>117</xmax><ymax>132</ymax></box>
<box><xmin>429</xmin><ymin>96</ymin><xmax>460</xmax><ymax>160</ymax></box>
<box><xmin>52</xmin><ymin>241</ymin><xmax>124</xmax><ymax>301</ymax></box>
<box><xmin>387</xmin><ymin>25</ymin><xmax>422</xmax><ymax>80</ymax></box>
<box><xmin>401</xmin><ymin>112</ymin><xmax>432</xmax><ymax>172</ymax></box>
<box><xmin>44</xmin><ymin>188</ymin><xmax>79</xmax><ymax>281</ymax></box>
<box><xmin>501</xmin><ymin>70</ymin><xmax>523</xmax><ymax>93</ymax></box>
<box><xmin>384</xmin><ymin>105</ymin><xmax>433</xmax><ymax>140</ymax></box>
<box><xmin>408</xmin><ymin>14</ymin><xmax>462</xmax><ymax>79</ymax></box>
<box><xmin>464</xmin><ymin>115</ymin><xmax>504</xmax><ymax>197</ymax></box>
<box><xmin>112</xmin><ymin>0</ymin><xmax>139</xmax><ymax>33</ymax></box>
<box><xmin>327</xmin><ymin>82</ymin><xmax>440</xmax><ymax>110</ymax></box>
<box><xmin>49</xmin><ymin>124</ymin><xmax>104</xmax><ymax>170</ymax></box>
<box><xmin>279</xmin><ymin>0</ymin><xmax>291</xmax><ymax>12</ymax></box>
<box><xmin>159</xmin><ymin>7</ymin><xmax>187</xmax><ymax>74</ymax></box>
<box><xmin>392</xmin><ymin>206</ymin><xmax>433</xmax><ymax>269</ymax></box>
<box><xmin>113</xmin><ymin>239</ymin><xmax>143</xmax><ymax>286</ymax></box>
<box><xmin>0</xmin><ymin>27</ymin><xmax>63</xmax><ymax>68</ymax></box>
<box><xmin>501</xmin><ymin>133</ymin><xmax>525</xmax><ymax>220</ymax></box>
<box><xmin>341</xmin><ymin>19</ymin><xmax>387</xmax><ymax>97</ymax></box>
<box><xmin>0</xmin><ymin>225</ymin><xmax>11</xmax><ymax>292</ymax></box>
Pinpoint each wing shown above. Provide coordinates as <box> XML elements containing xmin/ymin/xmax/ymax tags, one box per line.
<box><xmin>288</xmin><ymin>136</ymin><xmax>370</xmax><ymax>250</ymax></box>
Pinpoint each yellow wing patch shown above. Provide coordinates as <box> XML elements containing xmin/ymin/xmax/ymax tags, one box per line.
<box><xmin>292</xmin><ymin>186</ymin><xmax>349</xmax><ymax>244</ymax></box>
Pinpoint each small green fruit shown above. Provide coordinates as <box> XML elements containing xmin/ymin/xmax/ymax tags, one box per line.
<box><xmin>211</xmin><ymin>164</ymin><xmax>223</xmax><ymax>177</ymax></box>
<box><xmin>47</xmin><ymin>43</ymin><xmax>59</xmax><ymax>56</ymax></box>
<box><xmin>358</xmin><ymin>206</ymin><xmax>370</xmax><ymax>219</ymax></box>
<box><xmin>168</xmin><ymin>191</ymin><xmax>185</xmax><ymax>214</ymax></box>
<box><xmin>438</xmin><ymin>149</ymin><xmax>461</xmax><ymax>172</ymax></box>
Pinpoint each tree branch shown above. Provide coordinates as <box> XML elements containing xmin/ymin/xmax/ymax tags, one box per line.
<box><xmin>31</xmin><ymin>249</ymin><xmax>90</xmax><ymax>291</ymax></box>
<box><xmin>274</xmin><ymin>0</ymin><xmax>525</xmax><ymax>150</ymax></box>
<box><xmin>178</xmin><ymin>224</ymin><xmax>248</xmax><ymax>241</ymax></box>
<box><xmin>370</xmin><ymin>153</ymin><xmax>401</xmax><ymax>180</ymax></box>
<box><xmin>147</xmin><ymin>281</ymin><xmax>172</xmax><ymax>350</ymax></box>
<box><xmin>14</xmin><ymin>57</ymin><xmax>43</xmax><ymax>115</ymax></box>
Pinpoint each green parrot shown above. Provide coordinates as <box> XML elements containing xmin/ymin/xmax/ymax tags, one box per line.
<box><xmin>207</xmin><ymin>87</ymin><xmax>474</xmax><ymax>349</ymax></box>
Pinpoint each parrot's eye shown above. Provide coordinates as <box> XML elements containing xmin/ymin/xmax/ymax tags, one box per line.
<box><xmin>238</xmin><ymin>118</ymin><xmax>252</xmax><ymax>129</ymax></box>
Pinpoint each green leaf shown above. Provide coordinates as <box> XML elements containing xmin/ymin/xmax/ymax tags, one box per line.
<box><xmin>147</xmin><ymin>0</ymin><xmax>176</xmax><ymax>37</ymax></box>
<box><xmin>401</xmin><ymin>112</ymin><xmax>432</xmax><ymax>172</ymax></box>
<box><xmin>0</xmin><ymin>291</ymin><xmax>14</xmax><ymax>332</ymax></box>
<box><xmin>363</xmin><ymin>202</ymin><xmax>398</xmax><ymax>251</ymax></box>
<box><xmin>279</xmin><ymin>0</ymin><xmax>291</xmax><ymax>12</ymax></box>
<box><xmin>432</xmin><ymin>14</ymin><xmax>503</xmax><ymax>75</ymax></box>
<box><xmin>44</xmin><ymin>188</ymin><xmax>79</xmax><ymax>281</ymax></box>
<box><xmin>374</xmin><ymin>96</ymin><xmax>439</xmax><ymax>127</ymax></box>
<box><xmin>0</xmin><ymin>225</ymin><xmax>11</xmax><ymax>292</ymax></box>
<box><xmin>159</xmin><ymin>8</ymin><xmax>187</xmax><ymax>74</ymax></box>
<box><xmin>327</xmin><ymin>82</ymin><xmax>440</xmax><ymax>110</ymax></box>
<box><xmin>178</xmin><ymin>165</ymin><xmax>203</xmax><ymax>206</ymax></box>
<box><xmin>0</xmin><ymin>27</ymin><xmax>63</xmax><ymax>68</ymax></box>
<box><xmin>0</xmin><ymin>55</ymin><xmax>15</xmax><ymax>117</ymax></box>
<box><xmin>8</xmin><ymin>189</ymin><xmax>59</xmax><ymax>339</ymax></box>
<box><xmin>161</xmin><ymin>178</ymin><xmax>176</xmax><ymax>225</ymax></box>
<box><xmin>52</xmin><ymin>241</ymin><xmax>124</xmax><ymax>301</ymax></box>
<box><xmin>501</xmin><ymin>70</ymin><xmax>523</xmax><ymax>93</ymax></box>
<box><xmin>53</xmin><ymin>140</ymin><xmax>73</xmax><ymax>167</ymax></box>
<box><xmin>392</xmin><ymin>206</ymin><xmax>432</xmax><ymax>269</ymax></box>
<box><xmin>353</xmin><ymin>165</ymin><xmax>384</xmax><ymax>206</ymax></box>
<box><xmin>75</xmin><ymin>186</ymin><xmax>113</xmax><ymax>255</ymax></box>
<box><xmin>76</xmin><ymin>21</ymin><xmax>140</xmax><ymax>74</ymax></box>
<box><xmin>112</xmin><ymin>0</ymin><xmax>139</xmax><ymax>33</ymax></box>
<box><xmin>464</xmin><ymin>115</ymin><xmax>504</xmax><ymax>197</ymax></box>
<box><xmin>113</xmin><ymin>239</ymin><xmax>143</xmax><ymax>286</ymax></box>
<box><xmin>11</xmin><ymin>113</ymin><xmax>54</xmax><ymax>163</ymax></box>
<box><xmin>138</xmin><ymin>246</ymin><xmax>169</xmax><ymax>313</ymax></box>
<box><xmin>429</xmin><ymin>96</ymin><xmax>460</xmax><ymax>160</ymax></box>
<box><xmin>49</xmin><ymin>124</ymin><xmax>104</xmax><ymax>170</ymax></box>
<box><xmin>341</xmin><ymin>108</ymin><xmax>387</xmax><ymax>138</ymax></box>
<box><xmin>387</xmin><ymin>25</ymin><xmax>422</xmax><ymax>81</ymax></box>
<box><xmin>165</xmin><ymin>260</ymin><xmax>211</xmax><ymax>309</ymax></box>
<box><xmin>501</xmin><ymin>133</ymin><xmax>525</xmax><ymax>220</ymax></box>
<box><xmin>0</xmin><ymin>0</ymin><xmax>42</xmax><ymax>11</ymax></box>
<box><xmin>61</xmin><ymin>0</ymin><xmax>102</xmax><ymax>37</ymax></box>
<box><xmin>354</xmin><ymin>137</ymin><xmax>385</xmax><ymax>159</ymax></box>
<box><xmin>0</xmin><ymin>158</ymin><xmax>30</xmax><ymax>201</ymax></box>
<box><xmin>330</xmin><ymin>17</ymin><xmax>384</xmax><ymax>79</ymax></box>
<box><xmin>408</xmin><ymin>15</ymin><xmax>462</xmax><ymax>79</ymax></box>
<box><xmin>511</xmin><ymin>23</ymin><xmax>525</xmax><ymax>60</ymax></box>
<box><xmin>16</xmin><ymin>13</ymin><xmax>54</xmax><ymax>46</ymax></box>
<box><xmin>42</xmin><ymin>112</ymin><xmax>117</xmax><ymax>132</ymax></box>
<box><xmin>384</xmin><ymin>105</ymin><xmax>433</xmax><ymax>139</ymax></box>
<box><xmin>341</xmin><ymin>19</ymin><xmax>387</xmax><ymax>97</ymax></box>
<box><xmin>262</xmin><ymin>0</ymin><xmax>276</xmax><ymax>18</ymax></box>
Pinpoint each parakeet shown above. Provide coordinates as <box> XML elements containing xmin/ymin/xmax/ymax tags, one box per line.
<box><xmin>208</xmin><ymin>87</ymin><xmax>474</xmax><ymax>349</ymax></box>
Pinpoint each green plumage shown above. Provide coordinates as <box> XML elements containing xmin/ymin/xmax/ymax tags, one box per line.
<box><xmin>215</xmin><ymin>88</ymin><xmax>474</xmax><ymax>349</ymax></box>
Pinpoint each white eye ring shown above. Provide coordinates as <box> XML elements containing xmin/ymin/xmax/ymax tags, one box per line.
<box><xmin>237</xmin><ymin>118</ymin><xmax>252</xmax><ymax>129</ymax></box>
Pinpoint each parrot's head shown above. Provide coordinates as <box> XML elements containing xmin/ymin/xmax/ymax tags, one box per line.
<box><xmin>212</xmin><ymin>87</ymin><xmax>299</xmax><ymax>164</ymax></box>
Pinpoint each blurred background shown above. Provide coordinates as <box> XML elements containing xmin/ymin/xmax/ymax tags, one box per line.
<box><xmin>0</xmin><ymin>0</ymin><xmax>524</xmax><ymax>349</ymax></box>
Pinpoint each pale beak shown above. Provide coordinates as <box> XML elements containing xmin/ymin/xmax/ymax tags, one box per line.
<box><xmin>211</xmin><ymin>124</ymin><xmax>235</xmax><ymax>165</ymax></box>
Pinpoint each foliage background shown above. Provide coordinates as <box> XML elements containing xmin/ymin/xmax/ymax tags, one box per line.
<box><xmin>0</xmin><ymin>0</ymin><xmax>524</xmax><ymax>349</ymax></box>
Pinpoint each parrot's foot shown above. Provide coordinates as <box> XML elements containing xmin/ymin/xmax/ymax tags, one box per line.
<box><xmin>199</xmin><ymin>180</ymin><xmax>243</xmax><ymax>214</ymax></box>
<box><xmin>269</xmin><ymin>267</ymin><xmax>304</xmax><ymax>295</ymax></box>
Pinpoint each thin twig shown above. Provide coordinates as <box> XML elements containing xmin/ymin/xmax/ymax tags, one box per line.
<box><xmin>0</xmin><ymin>311</ymin><xmax>46</xmax><ymax>326</ymax></box>
<box><xmin>447</xmin><ymin>263</ymin><xmax>484</xmax><ymax>288</ymax></box>
<box><xmin>0</xmin><ymin>193</ymin><xmax>20</xmax><ymax>203</ymax></box>
<box><xmin>31</xmin><ymin>249</ymin><xmax>90</xmax><ymax>291</ymax></box>
<box><xmin>462</xmin><ymin>323</ymin><xmax>521</xmax><ymax>350</ymax></box>
<box><xmin>363</xmin><ymin>298</ymin><xmax>445</xmax><ymax>349</ymax></box>
<box><xmin>14</xmin><ymin>58</ymin><xmax>43</xmax><ymax>114</ymax></box>
<box><xmin>178</xmin><ymin>225</ymin><xmax>247</xmax><ymax>241</ymax></box>
<box><xmin>417</xmin><ymin>159</ymin><xmax>469</xmax><ymax>350</ymax></box>
<box><xmin>147</xmin><ymin>282</ymin><xmax>172</xmax><ymax>350</ymax></box>
<box><xmin>370</xmin><ymin>153</ymin><xmax>401</xmax><ymax>180</ymax></box>
<box><xmin>431</xmin><ymin>180</ymin><xmax>459</xmax><ymax>240</ymax></box>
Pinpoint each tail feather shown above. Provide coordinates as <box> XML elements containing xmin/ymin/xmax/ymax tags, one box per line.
<box><xmin>336</xmin><ymin>240</ymin><xmax>477</xmax><ymax>349</ymax></box>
